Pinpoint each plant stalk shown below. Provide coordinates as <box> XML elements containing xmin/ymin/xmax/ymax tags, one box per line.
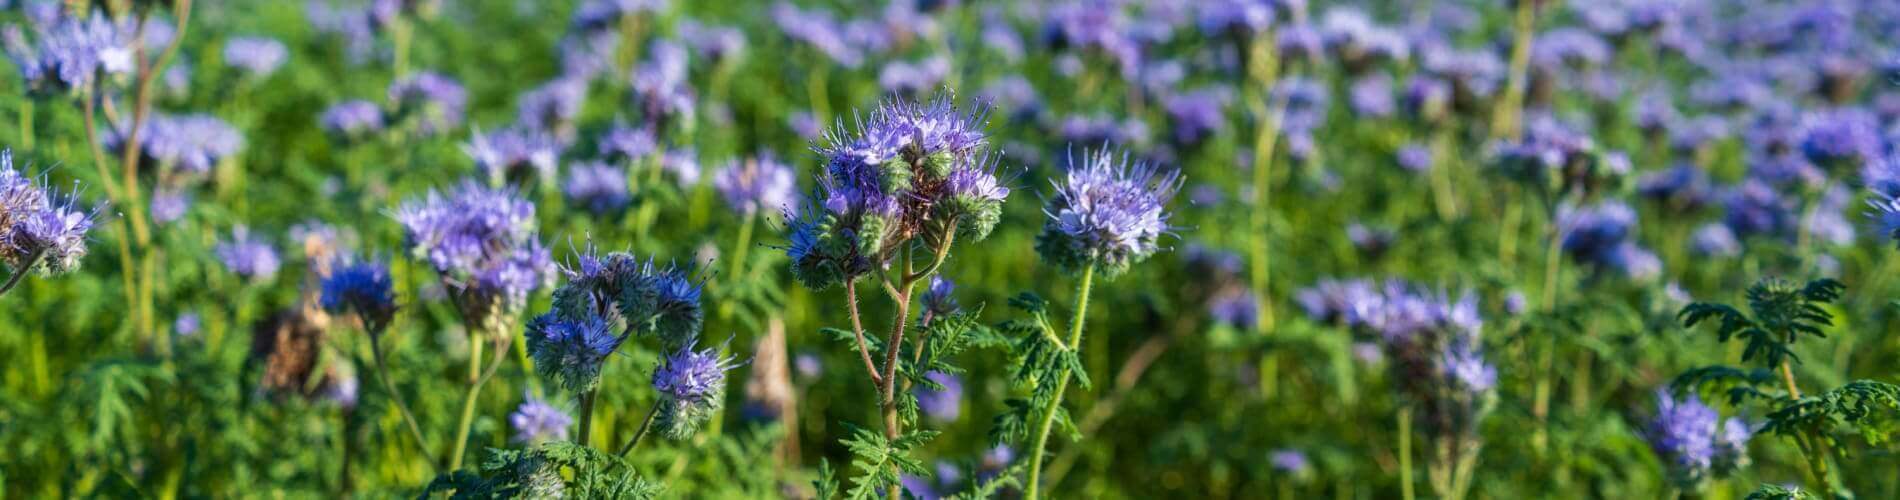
<box><xmin>1025</xmin><ymin>262</ymin><xmax>1097</xmax><ymax>500</ymax></box>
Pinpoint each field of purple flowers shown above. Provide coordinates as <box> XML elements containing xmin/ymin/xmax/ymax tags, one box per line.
<box><xmin>4</xmin><ymin>0</ymin><xmax>1900</xmax><ymax>498</ymax></box>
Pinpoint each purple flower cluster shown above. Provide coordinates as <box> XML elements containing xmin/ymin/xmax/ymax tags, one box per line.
<box><xmin>223</xmin><ymin>36</ymin><xmax>288</xmax><ymax>77</ymax></box>
<box><xmin>387</xmin><ymin>71</ymin><xmax>467</xmax><ymax>136</ymax></box>
<box><xmin>525</xmin><ymin>311</ymin><xmax>621</xmax><ymax>392</ymax></box>
<box><xmin>393</xmin><ymin>181</ymin><xmax>555</xmax><ymax>331</ymax></box>
<box><xmin>651</xmin><ymin>340</ymin><xmax>739</xmax><ymax>439</ymax></box>
<box><xmin>466</xmin><ymin>125</ymin><xmax>563</xmax><ymax>186</ymax></box>
<box><xmin>713</xmin><ymin>155</ymin><xmax>796</xmax><ymax>217</ymax></box>
<box><xmin>630</xmin><ymin>40</ymin><xmax>696</xmax><ymax>128</ymax></box>
<box><xmin>915</xmin><ymin>371</ymin><xmax>962</xmax><ymax>423</ymax></box>
<box><xmin>1556</xmin><ymin>201</ymin><xmax>1661</xmax><ymax>281</ymax></box>
<box><xmin>562</xmin><ymin>161</ymin><xmax>631</xmax><ymax>215</ymax></box>
<box><xmin>320</xmin><ymin>100</ymin><xmax>386</xmax><ymax>140</ymax></box>
<box><xmin>110</xmin><ymin>114</ymin><xmax>245</xmax><ymax>175</ymax></box>
<box><xmin>320</xmin><ymin>256</ymin><xmax>397</xmax><ymax>331</ymax></box>
<box><xmin>2</xmin><ymin>11</ymin><xmax>135</xmax><ymax>95</ymax></box>
<box><xmin>786</xmin><ymin>97</ymin><xmax>1007</xmax><ymax>289</ymax></box>
<box><xmin>216</xmin><ymin>227</ymin><xmax>281</xmax><ymax>281</ymax></box>
<box><xmin>510</xmin><ymin>394</ymin><xmax>572</xmax><ymax>444</ymax></box>
<box><xmin>0</xmin><ymin>150</ymin><xmax>100</xmax><ymax>276</ymax></box>
<box><xmin>1646</xmin><ymin>390</ymin><xmax>1751</xmax><ymax>490</ymax></box>
<box><xmin>1036</xmin><ymin>148</ymin><xmax>1181</xmax><ymax>276</ymax></box>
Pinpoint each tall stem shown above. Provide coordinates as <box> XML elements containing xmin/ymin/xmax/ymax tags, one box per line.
<box><xmin>18</xmin><ymin>100</ymin><xmax>32</xmax><ymax>150</ymax></box>
<box><xmin>447</xmin><ymin>335</ymin><xmax>508</xmax><ymax>470</ymax></box>
<box><xmin>1531</xmin><ymin>206</ymin><xmax>1563</xmax><ymax>455</ymax></box>
<box><xmin>1490</xmin><ymin>0</ymin><xmax>1537</xmax><ymax>140</ymax></box>
<box><xmin>1246</xmin><ymin>34</ymin><xmax>1284</xmax><ymax>338</ymax></box>
<box><xmin>1398</xmin><ymin>406</ymin><xmax>1415</xmax><ymax>500</ymax></box>
<box><xmin>844</xmin><ymin>281</ymin><xmax>883</xmax><ymax>385</ymax></box>
<box><xmin>0</xmin><ymin>250</ymin><xmax>45</xmax><ymax>297</ymax></box>
<box><xmin>369</xmin><ymin>327</ymin><xmax>432</xmax><ymax>467</ymax></box>
<box><xmin>1025</xmin><ymin>263</ymin><xmax>1097</xmax><ymax>500</ymax></box>
<box><xmin>878</xmin><ymin>280</ymin><xmax>915</xmax><ymax>500</ymax></box>
<box><xmin>618</xmin><ymin>403</ymin><xmax>661</xmax><ymax>456</ymax></box>
<box><xmin>576</xmin><ymin>389</ymin><xmax>597</xmax><ymax>446</ymax></box>
<box><xmin>728</xmin><ymin>212</ymin><xmax>756</xmax><ymax>284</ymax></box>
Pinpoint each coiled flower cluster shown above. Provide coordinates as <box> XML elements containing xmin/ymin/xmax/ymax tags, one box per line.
<box><xmin>529</xmin><ymin>248</ymin><xmax>710</xmax><ymax>396</ymax></box>
<box><xmin>393</xmin><ymin>181</ymin><xmax>555</xmax><ymax>334</ymax></box>
<box><xmin>1303</xmin><ymin>278</ymin><xmax>1497</xmax><ymax>437</ymax></box>
<box><xmin>319</xmin><ymin>255</ymin><xmax>398</xmax><ymax>333</ymax></box>
<box><xmin>651</xmin><ymin>340</ymin><xmax>739</xmax><ymax>440</ymax></box>
<box><xmin>1035</xmin><ymin>148</ymin><xmax>1181</xmax><ymax>277</ymax></box>
<box><xmin>1646</xmin><ymin>390</ymin><xmax>1751</xmax><ymax>491</ymax></box>
<box><xmin>785</xmin><ymin>96</ymin><xmax>1009</xmax><ymax>290</ymax></box>
<box><xmin>0</xmin><ymin>150</ymin><xmax>100</xmax><ymax>277</ymax></box>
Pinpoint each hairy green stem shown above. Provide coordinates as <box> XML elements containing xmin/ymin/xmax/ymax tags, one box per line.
<box><xmin>1246</xmin><ymin>33</ymin><xmax>1284</xmax><ymax>338</ymax></box>
<box><xmin>0</xmin><ymin>249</ymin><xmax>44</xmax><ymax>297</ymax></box>
<box><xmin>447</xmin><ymin>335</ymin><xmax>509</xmax><ymax>470</ymax></box>
<box><xmin>618</xmin><ymin>403</ymin><xmax>661</xmax><ymax>456</ymax></box>
<box><xmin>576</xmin><ymin>390</ymin><xmax>597</xmax><ymax>446</ymax></box>
<box><xmin>368</xmin><ymin>326</ymin><xmax>433</xmax><ymax>469</ymax></box>
<box><xmin>1025</xmin><ymin>262</ymin><xmax>1097</xmax><ymax>500</ymax></box>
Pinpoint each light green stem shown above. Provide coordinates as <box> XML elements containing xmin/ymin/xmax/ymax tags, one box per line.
<box><xmin>1399</xmin><ymin>406</ymin><xmax>1415</xmax><ymax>500</ymax></box>
<box><xmin>576</xmin><ymin>390</ymin><xmax>597</xmax><ymax>446</ymax></box>
<box><xmin>1025</xmin><ymin>263</ymin><xmax>1097</xmax><ymax>500</ymax></box>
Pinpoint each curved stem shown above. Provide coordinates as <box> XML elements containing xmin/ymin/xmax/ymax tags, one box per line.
<box><xmin>0</xmin><ymin>249</ymin><xmax>45</xmax><ymax>297</ymax></box>
<box><xmin>446</xmin><ymin>335</ymin><xmax>510</xmax><ymax>471</ymax></box>
<box><xmin>1246</xmin><ymin>34</ymin><xmax>1284</xmax><ymax>338</ymax></box>
<box><xmin>1025</xmin><ymin>263</ymin><xmax>1097</xmax><ymax>500</ymax></box>
<box><xmin>617</xmin><ymin>403</ymin><xmax>661</xmax><ymax>456</ymax></box>
<box><xmin>368</xmin><ymin>327</ymin><xmax>433</xmax><ymax>468</ymax></box>
<box><xmin>844</xmin><ymin>281</ymin><xmax>883</xmax><ymax>386</ymax></box>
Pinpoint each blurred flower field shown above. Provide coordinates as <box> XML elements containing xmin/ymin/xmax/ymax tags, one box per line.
<box><xmin>3</xmin><ymin>0</ymin><xmax>1900</xmax><ymax>498</ymax></box>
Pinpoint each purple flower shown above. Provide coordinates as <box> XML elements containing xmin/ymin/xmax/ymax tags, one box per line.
<box><xmin>1270</xmin><ymin>449</ymin><xmax>1310</xmax><ymax>476</ymax></box>
<box><xmin>651</xmin><ymin>340</ymin><xmax>738</xmax><ymax>438</ymax></box>
<box><xmin>1296</xmin><ymin>279</ymin><xmax>1377</xmax><ymax>325</ymax></box>
<box><xmin>921</xmin><ymin>275</ymin><xmax>959</xmax><ymax>318</ymax></box>
<box><xmin>630</xmin><ymin>40</ymin><xmax>696</xmax><ymax>126</ymax></box>
<box><xmin>465</xmin><ymin>125</ymin><xmax>562</xmax><ymax>186</ymax></box>
<box><xmin>677</xmin><ymin>20</ymin><xmax>746</xmax><ymax>63</ymax></box>
<box><xmin>1209</xmin><ymin>287</ymin><xmax>1260</xmax><ymax>329</ymax></box>
<box><xmin>3</xmin><ymin>12</ymin><xmax>136</xmax><ymax>94</ymax></box>
<box><xmin>1723</xmin><ymin>179</ymin><xmax>1796</xmax><ymax>240</ymax></box>
<box><xmin>773</xmin><ymin>2</ymin><xmax>863</xmax><ymax>67</ymax></box>
<box><xmin>526</xmin><ymin>311</ymin><xmax>621</xmax><ymax>392</ymax></box>
<box><xmin>516</xmin><ymin>77</ymin><xmax>587</xmax><ymax>134</ymax></box>
<box><xmin>387</xmin><ymin>71</ymin><xmax>467</xmax><ymax>136</ymax></box>
<box><xmin>1799</xmin><ymin>108</ymin><xmax>1883</xmax><ymax>170</ymax></box>
<box><xmin>321</xmin><ymin>256</ymin><xmax>397</xmax><ymax>330</ymax></box>
<box><xmin>1164</xmin><ymin>87</ymin><xmax>1232</xmax><ymax>145</ymax></box>
<box><xmin>1647</xmin><ymin>390</ymin><xmax>1751</xmax><ymax>489</ymax></box>
<box><xmin>563</xmin><ymin>161</ymin><xmax>631</xmax><ymax>215</ymax></box>
<box><xmin>713</xmin><ymin>155</ymin><xmax>797</xmax><ymax>217</ymax></box>
<box><xmin>510</xmin><ymin>394</ymin><xmax>572</xmax><ymax>443</ymax></box>
<box><xmin>794</xmin><ymin>351</ymin><xmax>822</xmax><ymax>379</ymax></box>
<box><xmin>110</xmin><ymin>114</ymin><xmax>244</xmax><ymax>174</ymax></box>
<box><xmin>1037</xmin><ymin>148</ymin><xmax>1182</xmax><ymax>275</ymax></box>
<box><xmin>222</xmin><ymin>36</ymin><xmax>288</xmax><ymax>77</ymax></box>
<box><xmin>570</xmin><ymin>0</ymin><xmax>666</xmax><ymax>33</ymax></box>
<box><xmin>1</xmin><ymin>152</ymin><xmax>101</xmax><ymax>276</ymax></box>
<box><xmin>915</xmin><ymin>371</ymin><xmax>962</xmax><ymax>423</ymax></box>
<box><xmin>597</xmin><ymin>123</ymin><xmax>658</xmax><ymax>162</ymax></box>
<box><xmin>1198</xmin><ymin>0</ymin><xmax>1274</xmax><ymax>38</ymax></box>
<box><xmin>320</xmin><ymin>100</ymin><xmax>385</xmax><ymax>139</ymax></box>
<box><xmin>1531</xmin><ymin>28</ymin><xmax>1609</xmax><ymax>70</ymax></box>
<box><xmin>661</xmin><ymin>148</ymin><xmax>702</xmax><ymax>187</ymax></box>
<box><xmin>1690</xmin><ymin>224</ymin><xmax>1741</xmax><ymax>258</ymax></box>
<box><xmin>393</xmin><ymin>181</ymin><xmax>555</xmax><ymax>329</ymax></box>
<box><xmin>1441</xmin><ymin>340</ymin><xmax>1497</xmax><ymax>392</ymax></box>
<box><xmin>1349</xmin><ymin>74</ymin><xmax>1395</xmax><ymax>118</ymax></box>
<box><xmin>1396</xmin><ymin>144</ymin><xmax>1432</xmax><ymax>173</ymax></box>
<box><xmin>174</xmin><ymin>312</ymin><xmax>201</xmax><ymax>337</ymax></box>
<box><xmin>216</xmin><ymin>227</ymin><xmax>281</xmax><ymax>281</ymax></box>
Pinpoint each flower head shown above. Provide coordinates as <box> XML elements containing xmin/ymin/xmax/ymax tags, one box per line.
<box><xmin>563</xmin><ymin>161</ymin><xmax>631</xmax><ymax>215</ymax></box>
<box><xmin>111</xmin><ymin>114</ymin><xmax>243</xmax><ymax>175</ymax></box>
<box><xmin>222</xmin><ymin>36</ymin><xmax>288</xmax><ymax>77</ymax></box>
<box><xmin>651</xmin><ymin>340</ymin><xmax>739</xmax><ymax>439</ymax></box>
<box><xmin>393</xmin><ymin>181</ymin><xmax>555</xmax><ymax>332</ymax></box>
<box><xmin>616</xmin><ymin>259</ymin><xmax>707</xmax><ymax>347</ymax></box>
<box><xmin>3</xmin><ymin>12</ymin><xmax>136</xmax><ymax>95</ymax></box>
<box><xmin>526</xmin><ymin>311</ymin><xmax>621</xmax><ymax>392</ymax></box>
<box><xmin>320</xmin><ymin>100</ymin><xmax>385</xmax><ymax>140</ymax></box>
<box><xmin>1647</xmin><ymin>390</ymin><xmax>1752</xmax><ymax>490</ymax></box>
<box><xmin>713</xmin><ymin>154</ymin><xmax>797</xmax><ymax>217</ymax></box>
<box><xmin>466</xmin><ymin>125</ymin><xmax>562</xmax><ymax>187</ymax></box>
<box><xmin>921</xmin><ymin>275</ymin><xmax>959</xmax><ymax>318</ymax></box>
<box><xmin>387</xmin><ymin>71</ymin><xmax>467</xmax><ymax>136</ymax></box>
<box><xmin>1</xmin><ymin>153</ymin><xmax>101</xmax><ymax>277</ymax></box>
<box><xmin>1036</xmin><ymin>148</ymin><xmax>1181</xmax><ymax>277</ymax></box>
<box><xmin>321</xmin><ymin>256</ymin><xmax>397</xmax><ymax>331</ymax></box>
<box><xmin>216</xmin><ymin>227</ymin><xmax>281</xmax><ymax>281</ymax></box>
<box><xmin>915</xmin><ymin>371</ymin><xmax>962</xmax><ymax>423</ymax></box>
<box><xmin>510</xmin><ymin>394</ymin><xmax>572</xmax><ymax>444</ymax></box>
